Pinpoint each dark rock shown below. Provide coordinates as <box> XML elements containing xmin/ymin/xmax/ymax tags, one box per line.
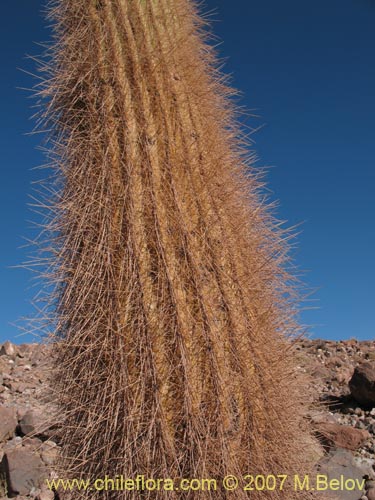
<box><xmin>350</xmin><ymin>363</ymin><xmax>375</xmax><ymax>407</ymax></box>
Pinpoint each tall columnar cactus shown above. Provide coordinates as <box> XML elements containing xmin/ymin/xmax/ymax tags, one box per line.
<box><xmin>36</xmin><ymin>0</ymin><xmax>320</xmax><ymax>498</ymax></box>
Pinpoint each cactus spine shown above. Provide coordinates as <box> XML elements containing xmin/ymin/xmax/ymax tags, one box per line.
<box><xmin>36</xmin><ymin>0</ymin><xmax>320</xmax><ymax>498</ymax></box>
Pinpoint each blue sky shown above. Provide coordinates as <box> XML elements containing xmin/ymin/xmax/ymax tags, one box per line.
<box><xmin>0</xmin><ymin>0</ymin><xmax>374</xmax><ymax>343</ymax></box>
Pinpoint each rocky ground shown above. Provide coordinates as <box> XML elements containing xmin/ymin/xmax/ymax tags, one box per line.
<box><xmin>296</xmin><ymin>338</ymin><xmax>375</xmax><ymax>500</ymax></box>
<box><xmin>0</xmin><ymin>338</ymin><xmax>374</xmax><ymax>500</ymax></box>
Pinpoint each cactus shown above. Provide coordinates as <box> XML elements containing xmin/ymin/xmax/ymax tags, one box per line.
<box><xmin>34</xmin><ymin>0</ymin><xmax>321</xmax><ymax>498</ymax></box>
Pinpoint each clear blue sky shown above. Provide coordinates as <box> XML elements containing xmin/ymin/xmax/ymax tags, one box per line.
<box><xmin>0</xmin><ymin>0</ymin><xmax>374</xmax><ymax>343</ymax></box>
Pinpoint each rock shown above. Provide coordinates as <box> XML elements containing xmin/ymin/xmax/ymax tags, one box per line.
<box><xmin>318</xmin><ymin>447</ymin><xmax>367</xmax><ymax>500</ymax></box>
<box><xmin>0</xmin><ymin>337</ymin><xmax>373</xmax><ymax>499</ymax></box>
<box><xmin>3</xmin><ymin>437</ymin><xmax>23</xmax><ymax>451</ymax></box>
<box><xmin>353</xmin><ymin>457</ymin><xmax>375</xmax><ymax>479</ymax></box>
<box><xmin>2</xmin><ymin>448</ymin><xmax>46</xmax><ymax>496</ymax></box>
<box><xmin>19</xmin><ymin>410</ymin><xmax>48</xmax><ymax>438</ymax></box>
<box><xmin>17</xmin><ymin>344</ymin><xmax>35</xmax><ymax>359</ymax></box>
<box><xmin>57</xmin><ymin>492</ymin><xmax>74</xmax><ymax>500</ymax></box>
<box><xmin>29</xmin><ymin>486</ymin><xmax>41</xmax><ymax>497</ymax></box>
<box><xmin>312</xmin><ymin>365</ymin><xmax>332</xmax><ymax>379</ymax></box>
<box><xmin>0</xmin><ymin>342</ymin><xmax>16</xmax><ymax>357</ymax></box>
<box><xmin>336</xmin><ymin>367</ymin><xmax>354</xmax><ymax>385</ymax></box>
<box><xmin>15</xmin><ymin>383</ymin><xmax>27</xmax><ymax>394</ymax></box>
<box><xmin>23</xmin><ymin>437</ymin><xmax>43</xmax><ymax>449</ymax></box>
<box><xmin>368</xmin><ymin>489</ymin><xmax>375</xmax><ymax>500</ymax></box>
<box><xmin>16</xmin><ymin>407</ymin><xmax>29</xmax><ymax>422</ymax></box>
<box><xmin>310</xmin><ymin>411</ymin><xmax>339</xmax><ymax>425</ymax></box>
<box><xmin>0</xmin><ymin>406</ymin><xmax>17</xmax><ymax>442</ymax></box>
<box><xmin>350</xmin><ymin>363</ymin><xmax>375</xmax><ymax>407</ymax></box>
<box><xmin>40</xmin><ymin>441</ymin><xmax>58</xmax><ymax>466</ymax></box>
<box><xmin>315</xmin><ymin>422</ymin><xmax>370</xmax><ymax>451</ymax></box>
<box><xmin>37</xmin><ymin>485</ymin><xmax>55</xmax><ymax>500</ymax></box>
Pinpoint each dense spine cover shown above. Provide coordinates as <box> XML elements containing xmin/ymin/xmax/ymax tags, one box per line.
<box><xmin>35</xmin><ymin>0</ymin><xmax>321</xmax><ymax>498</ymax></box>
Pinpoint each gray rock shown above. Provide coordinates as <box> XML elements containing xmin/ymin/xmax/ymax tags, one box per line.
<box><xmin>0</xmin><ymin>406</ymin><xmax>17</xmax><ymax>442</ymax></box>
<box><xmin>19</xmin><ymin>410</ymin><xmax>47</xmax><ymax>438</ymax></box>
<box><xmin>350</xmin><ymin>363</ymin><xmax>375</xmax><ymax>407</ymax></box>
<box><xmin>3</xmin><ymin>448</ymin><xmax>46</xmax><ymax>496</ymax></box>
<box><xmin>353</xmin><ymin>457</ymin><xmax>375</xmax><ymax>479</ymax></box>
<box><xmin>317</xmin><ymin>448</ymin><xmax>368</xmax><ymax>500</ymax></box>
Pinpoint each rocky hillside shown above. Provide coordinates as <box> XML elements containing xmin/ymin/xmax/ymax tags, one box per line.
<box><xmin>0</xmin><ymin>338</ymin><xmax>374</xmax><ymax>500</ymax></box>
